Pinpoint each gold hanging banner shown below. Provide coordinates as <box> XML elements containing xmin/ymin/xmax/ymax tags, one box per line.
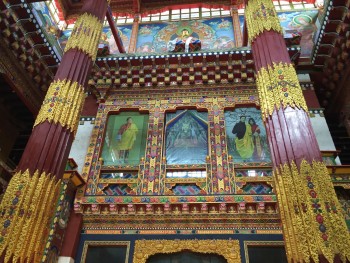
<box><xmin>256</xmin><ymin>62</ymin><xmax>308</xmax><ymax>120</ymax></box>
<box><xmin>34</xmin><ymin>79</ymin><xmax>85</xmax><ymax>133</ymax></box>
<box><xmin>64</xmin><ymin>12</ymin><xmax>103</xmax><ymax>61</ymax></box>
<box><xmin>0</xmin><ymin>170</ymin><xmax>61</xmax><ymax>263</ymax></box>
<box><xmin>274</xmin><ymin>160</ymin><xmax>350</xmax><ymax>263</ymax></box>
<box><xmin>245</xmin><ymin>0</ymin><xmax>283</xmax><ymax>43</ymax></box>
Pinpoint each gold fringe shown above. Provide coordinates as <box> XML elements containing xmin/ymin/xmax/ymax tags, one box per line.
<box><xmin>64</xmin><ymin>13</ymin><xmax>103</xmax><ymax>61</ymax></box>
<box><xmin>256</xmin><ymin>62</ymin><xmax>308</xmax><ymax>120</ymax></box>
<box><xmin>275</xmin><ymin>160</ymin><xmax>350</xmax><ymax>263</ymax></box>
<box><xmin>0</xmin><ymin>170</ymin><xmax>61</xmax><ymax>263</ymax></box>
<box><xmin>34</xmin><ymin>79</ymin><xmax>85</xmax><ymax>133</ymax></box>
<box><xmin>245</xmin><ymin>0</ymin><xmax>283</xmax><ymax>43</ymax></box>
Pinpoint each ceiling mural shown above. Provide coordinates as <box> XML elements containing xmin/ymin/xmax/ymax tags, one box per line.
<box><xmin>136</xmin><ymin>17</ymin><xmax>234</xmax><ymax>53</ymax></box>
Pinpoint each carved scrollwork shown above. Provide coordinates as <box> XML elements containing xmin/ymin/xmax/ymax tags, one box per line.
<box><xmin>133</xmin><ymin>239</ymin><xmax>241</xmax><ymax>263</ymax></box>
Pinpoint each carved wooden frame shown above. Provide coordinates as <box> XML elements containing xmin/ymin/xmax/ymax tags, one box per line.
<box><xmin>133</xmin><ymin>239</ymin><xmax>241</xmax><ymax>263</ymax></box>
<box><xmin>243</xmin><ymin>241</ymin><xmax>285</xmax><ymax>263</ymax></box>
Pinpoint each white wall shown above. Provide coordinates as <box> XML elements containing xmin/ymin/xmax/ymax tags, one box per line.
<box><xmin>69</xmin><ymin>118</ymin><xmax>95</xmax><ymax>174</ymax></box>
<box><xmin>310</xmin><ymin>111</ymin><xmax>336</xmax><ymax>151</ymax></box>
<box><xmin>310</xmin><ymin>110</ymin><xmax>341</xmax><ymax>164</ymax></box>
<box><xmin>58</xmin><ymin>257</ymin><xmax>74</xmax><ymax>263</ymax></box>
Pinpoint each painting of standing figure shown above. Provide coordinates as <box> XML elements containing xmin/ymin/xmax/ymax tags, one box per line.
<box><xmin>101</xmin><ymin>112</ymin><xmax>149</xmax><ymax>166</ymax></box>
<box><xmin>225</xmin><ymin>108</ymin><xmax>271</xmax><ymax>164</ymax></box>
<box><xmin>115</xmin><ymin>117</ymin><xmax>139</xmax><ymax>163</ymax></box>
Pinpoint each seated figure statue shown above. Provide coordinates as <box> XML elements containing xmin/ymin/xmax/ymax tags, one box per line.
<box><xmin>168</xmin><ymin>27</ymin><xmax>201</xmax><ymax>53</ymax></box>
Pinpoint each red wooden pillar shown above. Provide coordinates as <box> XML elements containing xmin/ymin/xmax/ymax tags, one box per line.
<box><xmin>128</xmin><ymin>13</ymin><xmax>140</xmax><ymax>53</ymax></box>
<box><xmin>0</xmin><ymin>0</ymin><xmax>109</xmax><ymax>262</ymax></box>
<box><xmin>245</xmin><ymin>0</ymin><xmax>350</xmax><ymax>262</ymax></box>
<box><xmin>59</xmin><ymin>213</ymin><xmax>83</xmax><ymax>262</ymax></box>
<box><xmin>230</xmin><ymin>6</ymin><xmax>243</xmax><ymax>47</ymax></box>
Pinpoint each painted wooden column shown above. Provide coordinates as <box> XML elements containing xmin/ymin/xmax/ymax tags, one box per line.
<box><xmin>0</xmin><ymin>0</ymin><xmax>109</xmax><ymax>262</ymax></box>
<box><xmin>58</xmin><ymin>213</ymin><xmax>83</xmax><ymax>263</ymax></box>
<box><xmin>128</xmin><ymin>13</ymin><xmax>140</xmax><ymax>53</ymax></box>
<box><xmin>245</xmin><ymin>0</ymin><xmax>350</xmax><ymax>262</ymax></box>
<box><xmin>230</xmin><ymin>6</ymin><xmax>243</xmax><ymax>47</ymax></box>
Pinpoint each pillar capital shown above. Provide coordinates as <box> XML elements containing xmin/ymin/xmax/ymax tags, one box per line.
<box><xmin>245</xmin><ymin>0</ymin><xmax>282</xmax><ymax>43</ymax></box>
<box><xmin>230</xmin><ymin>5</ymin><xmax>239</xmax><ymax>14</ymax></box>
<box><xmin>64</xmin><ymin>13</ymin><xmax>104</xmax><ymax>61</ymax></box>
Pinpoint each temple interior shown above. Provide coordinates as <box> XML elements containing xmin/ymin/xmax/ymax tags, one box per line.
<box><xmin>0</xmin><ymin>0</ymin><xmax>350</xmax><ymax>262</ymax></box>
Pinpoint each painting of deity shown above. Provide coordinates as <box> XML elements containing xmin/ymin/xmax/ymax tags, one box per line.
<box><xmin>165</xmin><ymin>110</ymin><xmax>208</xmax><ymax>165</ymax></box>
<box><xmin>31</xmin><ymin>2</ymin><xmax>56</xmax><ymax>32</ymax></box>
<box><xmin>239</xmin><ymin>10</ymin><xmax>318</xmax><ymax>57</ymax></box>
<box><xmin>278</xmin><ymin>10</ymin><xmax>318</xmax><ymax>57</ymax></box>
<box><xmin>100</xmin><ymin>25</ymin><xmax>132</xmax><ymax>54</ymax></box>
<box><xmin>136</xmin><ymin>17</ymin><xmax>234</xmax><ymax>53</ymax></box>
<box><xmin>31</xmin><ymin>2</ymin><xmax>62</xmax><ymax>49</ymax></box>
<box><xmin>59</xmin><ymin>25</ymin><xmax>132</xmax><ymax>54</ymax></box>
<box><xmin>101</xmin><ymin>112</ymin><xmax>149</xmax><ymax>166</ymax></box>
<box><xmin>225</xmin><ymin>108</ymin><xmax>271</xmax><ymax>164</ymax></box>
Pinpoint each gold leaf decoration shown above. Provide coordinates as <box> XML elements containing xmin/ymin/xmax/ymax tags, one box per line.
<box><xmin>64</xmin><ymin>12</ymin><xmax>103</xmax><ymax>61</ymax></box>
<box><xmin>34</xmin><ymin>79</ymin><xmax>85</xmax><ymax>133</ymax></box>
<box><xmin>0</xmin><ymin>170</ymin><xmax>61</xmax><ymax>263</ymax></box>
<box><xmin>274</xmin><ymin>160</ymin><xmax>350</xmax><ymax>263</ymax></box>
<box><xmin>256</xmin><ymin>62</ymin><xmax>308</xmax><ymax>120</ymax></box>
<box><xmin>133</xmin><ymin>239</ymin><xmax>241</xmax><ymax>263</ymax></box>
<box><xmin>245</xmin><ymin>0</ymin><xmax>283</xmax><ymax>43</ymax></box>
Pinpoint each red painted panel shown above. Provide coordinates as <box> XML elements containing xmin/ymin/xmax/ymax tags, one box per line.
<box><xmin>303</xmin><ymin>90</ymin><xmax>321</xmax><ymax>109</ymax></box>
<box><xmin>252</xmin><ymin>31</ymin><xmax>291</xmax><ymax>71</ymax></box>
<box><xmin>81</xmin><ymin>95</ymin><xmax>98</xmax><ymax>117</ymax></box>
<box><xmin>59</xmin><ymin>213</ymin><xmax>83</xmax><ymax>258</ymax></box>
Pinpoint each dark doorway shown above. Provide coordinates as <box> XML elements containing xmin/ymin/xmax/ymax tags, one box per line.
<box><xmin>147</xmin><ymin>251</ymin><xmax>227</xmax><ymax>263</ymax></box>
<box><xmin>85</xmin><ymin>246</ymin><xmax>128</xmax><ymax>263</ymax></box>
<box><xmin>247</xmin><ymin>246</ymin><xmax>287</xmax><ymax>263</ymax></box>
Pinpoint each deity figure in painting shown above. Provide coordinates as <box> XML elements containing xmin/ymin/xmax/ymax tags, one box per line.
<box><xmin>167</xmin><ymin>27</ymin><xmax>201</xmax><ymax>53</ymax></box>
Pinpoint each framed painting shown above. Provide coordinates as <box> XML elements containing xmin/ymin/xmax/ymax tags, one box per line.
<box><xmin>101</xmin><ymin>112</ymin><xmax>149</xmax><ymax>166</ymax></box>
<box><xmin>225</xmin><ymin>108</ymin><xmax>271</xmax><ymax>164</ymax></box>
<box><xmin>165</xmin><ymin>109</ymin><xmax>208</xmax><ymax>165</ymax></box>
